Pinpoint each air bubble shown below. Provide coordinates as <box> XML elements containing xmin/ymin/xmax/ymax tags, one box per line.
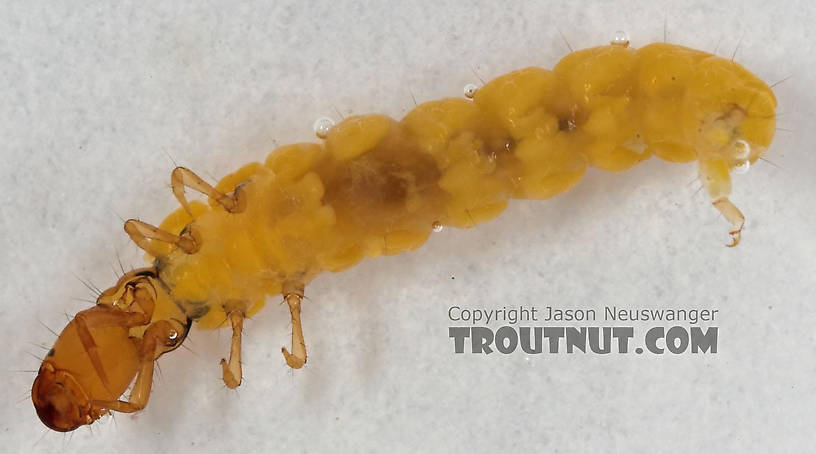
<box><xmin>734</xmin><ymin>139</ymin><xmax>751</xmax><ymax>160</ymax></box>
<box><xmin>313</xmin><ymin>117</ymin><xmax>335</xmax><ymax>139</ymax></box>
<box><xmin>734</xmin><ymin>159</ymin><xmax>751</xmax><ymax>174</ymax></box>
<box><xmin>463</xmin><ymin>84</ymin><xmax>478</xmax><ymax>99</ymax></box>
<box><xmin>611</xmin><ymin>30</ymin><xmax>630</xmax><ymax>47</ymax></box>
<box><xmin>432</xmin><ymin>221</ymin><xmax>444</xmax><ymax>232</ymax></box>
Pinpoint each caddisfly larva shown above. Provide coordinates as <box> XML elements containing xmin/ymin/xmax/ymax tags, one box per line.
<box><xmin>31</xmin><ymin>35</ymin><xmax>777</xmax><ymax>431</ymax></box>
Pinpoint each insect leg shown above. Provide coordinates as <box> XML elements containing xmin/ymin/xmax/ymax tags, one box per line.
<box><xmin>281</xmin><ymin>282</ymin><xmax>307</xmax><ymax>369</ymax></box>
<box><xmin>171</xmin><ymin>167</ymin><xmax>246</xmax><ymax>214</ymax></box>
<box><xmin>699</xmin><ymin>157</ymin><xmax>743</xmax><ymax>247</ymax></box>
<box><xmin>124</xmin><ymin>219</ymin><xmax>200</xmax><ymax>255</ymax></box>
<box><xmin>219</xmin><ymin>303</ymin><xmax>246</xmax><ymax>389</ymax></box>
<box><xmin>713</xmin><ymin>197</ymin><xmax>745</xmax><ymax>247</ymax></box>
<box><xmin>72</xmin><ymin>304</ymin><xmax>154</xmax><ymax>393</ymax></box>
<box><xmin>96</xmin><ymin>267</ymin><xmax>157</xmax><ymax>307</ymax></box>
<box><xmin>89</xmin><ymin>319</ymin><xmax>185</xmax><ymax>414</ymax></box>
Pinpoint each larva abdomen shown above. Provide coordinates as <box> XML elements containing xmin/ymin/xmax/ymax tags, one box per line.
<box><xmin>154</xmin><ymin>41</ymin><xmax>775</xmax><ymax>330</ymax></box>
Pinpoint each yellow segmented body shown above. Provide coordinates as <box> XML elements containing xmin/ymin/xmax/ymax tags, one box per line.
<box><xmin>30</xmin><ymin>40</ymin><xmax>779</xmax><ymax>433</ymax></box>
<box><xmin>148</xmin><ymin>41</ymin><xmax>776</xmax><ymax>329</ymax></box>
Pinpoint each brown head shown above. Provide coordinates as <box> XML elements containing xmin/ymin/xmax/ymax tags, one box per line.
<box><xmin>31</xmin><ymin>268</ymin><xmax>191</xmax><ymax>432</ymax></box>
<box><xmin>31</xmin><ymin>361</ymin><xmax>104</xmax><ymax>432</ymax></box>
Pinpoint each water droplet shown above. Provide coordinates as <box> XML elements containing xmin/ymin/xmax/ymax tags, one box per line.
<box><xmin>463</xmin><ymin>83</ymin><xmax>478</xmax><ymax>99</ymax></box>
<box><xmin>733</xmin><ymin>159</ymin><xmax>751</xmax><ymax>174</ymax></box>
<box><xmin>611</xmin><ymin>30</ymin><xmax>630</xmax><ymax>47</ymax></box>
<box><xmin>734</xmin><ymin>139</ymin><xmax>751</xmax><ymax>160</ymax></box>
<box><xmin>313</xmin><ymin>117</ymin><xmax>335</xmax><ymax>139</ymax></box>
<box><xmin>432</xmin><ymin>221</ymin><xmax>444</xmax><ymax>232</ymax></box>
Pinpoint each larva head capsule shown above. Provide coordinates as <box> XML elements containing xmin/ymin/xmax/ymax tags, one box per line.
<box><xmin>31</xmin><ymin>363</ymin><xmax>101</xmax><ymax>432</ymax></box>
<box><xmin>31</xmin><ymin>268</ymin><xmax>191</xmax><ymax>432</ymax></box>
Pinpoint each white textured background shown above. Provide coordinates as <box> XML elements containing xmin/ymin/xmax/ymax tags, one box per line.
<box><xmin>2</xmin><ymin>1</ymin><xmax>814</xmax><ymax>452</ymax></box>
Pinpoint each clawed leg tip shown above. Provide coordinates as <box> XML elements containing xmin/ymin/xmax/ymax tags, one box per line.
<box><xmin>712</xmin><ymin>198</ymin><xmax>745</xmax><ymax>249</ymax></box>
<box><xmin>725</xmin><ymin>230</ymin><xmax>742</xmax><ymax>248</ymax></box>
<box><xmin>220</xmin><ymin>359</ymin><xmax>241</xmax><ymax>389</ymax></box>
<box><xmin>281</xmin><ymin>347</ymin><xmax>306</xmax><ymax>369</ymax></box>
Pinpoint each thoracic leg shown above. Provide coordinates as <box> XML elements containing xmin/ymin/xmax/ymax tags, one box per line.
<box><xmin>73</xmin><ymin>283</ymin><xmax>157</xmax><ymax>393</ymax></box>
<box><xmin>713</xmin><ymin>197</ymin><xmax>745</xmax><ymax>247</ymax></box>
<box><xmin>171</xmin><ymin>166</ymin><xmax>245</xmax><ymax>214</ymax></box>
<box><xmin>124</xmin><ymin>218</ymin><xmax>200</xmax><ymax>255</ymax></box>
<box><xmin>220</xmin><ymin>304</ymin><xmax>246</xmax><ymax>389</ymax></box>
<box><xmin>89</xmin><ymin>319</ymin><xmax>185</xmax><ymax>413</ymax></box>
<box><xmin>281</xmin><ymin>282</ymin><xmax>307</xmax><ymax>369</ymax></box>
